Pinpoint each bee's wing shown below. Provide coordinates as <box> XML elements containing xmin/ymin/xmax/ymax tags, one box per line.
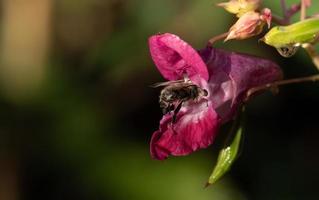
<box><xmin>150</xmin><ymin>80</ymin><xmax>185</xmax><ymax>88</ymax></box>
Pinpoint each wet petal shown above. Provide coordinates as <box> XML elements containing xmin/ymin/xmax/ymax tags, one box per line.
<box><xmin>150</xmin><ymin>103</ymin><xmax>219</xmax><ymax>160</ymax></box>
<box><xmin>149</xmin><ymin>33</ymin><xmax>209</xmax><ymax>81</ymax></box>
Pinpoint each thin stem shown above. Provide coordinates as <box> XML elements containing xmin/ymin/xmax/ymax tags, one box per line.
<box><xmin>300</xmin><ymin>0</ymin><xmax>306</xmax><ymax>20</ymax></box>
<box><xmin>286</xmin><ymin>3</ymin><xmax>301</xmax><ymax>18</ymax></box>
<box><xmin>303</xmin><ymin>44</ymin><xmax>319</xmax><ymax>70</ymax></box>
<box><xmin>280</xmin><ymin>0</ymin><xmax>287</xmax><ymax>18</ymax></box>
<box><xmin>245</xmin><ymin>73</ymin><xmax>319</xmax><ymax>101</ymax></box>
<box><xmin>208</xmin><ymin>32</ymin><xmax>229</xmax><ymax>46</ymax></box>
<box><xmin>274</xmin><ymin>2</ymin><xmax>302</xmax><ymax>25</ymax></box>
<box><xmin>225</xmin><ymin>106</ymin><xmax>244</xmax><ymax>146</ymax></box>
<box><xmin>272</xmin><ymin>14</ymin><xmax>289</xmax><ymax>25</ymax></box>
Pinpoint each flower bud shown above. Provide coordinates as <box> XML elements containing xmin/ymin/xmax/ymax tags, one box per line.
<box><xmin>225</xmin><ymin>8</ymin><xmax>272</xmax><ymax>41</ymax></box>
<box><xmin>217</xmin><ymin>0</ymin><xmax>261</xmax><ymax>17</ymax></box>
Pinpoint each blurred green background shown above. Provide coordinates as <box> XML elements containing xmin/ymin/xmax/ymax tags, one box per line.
<box><xmin>0</xmin><ymin>0</ymin><xmax>319</xmax><ymax>199</ymax></box>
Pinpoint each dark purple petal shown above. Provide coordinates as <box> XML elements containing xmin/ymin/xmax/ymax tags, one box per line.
<box><xmin>199</xmin><ymin>46</ymin><xmax>283</xmax><ymax>122</ymax></box>
<box><xmin>150</xmin><ymin>103</ymin><xmax>219</xmax><ymax>160</ymax></box>
<box><xmin>149</xmin><ymin>33</ymin><xmax>209</xmax><ymax>81</ymax></box>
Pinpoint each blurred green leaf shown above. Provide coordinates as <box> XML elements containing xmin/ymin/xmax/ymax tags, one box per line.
<box><xmin>207</xmin><ymin>127</ymin><xmax>243</xmax><ymax>186</ymax></box>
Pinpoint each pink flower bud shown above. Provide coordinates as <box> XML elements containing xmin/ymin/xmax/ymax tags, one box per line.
<box><xmin>217</xmin><ymin>0</ymin><xmax>261</xmax><ymax>17</ymax></box>
<box><xmin>225</xmin><ymin>8</ymin><xmax>272</xmax><ymax>41</ymax></box>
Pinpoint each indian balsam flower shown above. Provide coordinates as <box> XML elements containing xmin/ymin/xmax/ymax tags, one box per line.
<box><xmin>149</xmin><ymin>33</ymin><xmax>282</xmax><ymax>160</ymax></box>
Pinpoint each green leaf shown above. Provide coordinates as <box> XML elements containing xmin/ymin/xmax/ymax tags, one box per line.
<box><xmin>206</xmin><ymin>127</ymin><xmax>243</xmax><ymax>186</ymax></box>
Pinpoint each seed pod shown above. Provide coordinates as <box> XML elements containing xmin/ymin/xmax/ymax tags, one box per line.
<box><xmin>206</xmin><ymin>127</ymin><xmax>243</xmax><ymax>186</ymax></box>
<box><xmin>262</xmin><ymin>17</ymin><xmax>319</xmax><ymax>49</ymax></box>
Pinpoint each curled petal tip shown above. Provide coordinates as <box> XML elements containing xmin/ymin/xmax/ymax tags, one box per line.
<box><xmin>261</xmin><ymin>8</ymin><xmax>272</xmax><ymax>28</ymax></box>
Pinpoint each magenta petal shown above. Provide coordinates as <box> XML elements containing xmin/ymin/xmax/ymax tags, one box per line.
<box><xmin>149</xmin><ymin>33</ymin><xmax>209</xmax><ymax>81</ymax></box>
<box><xmin>199</xmin><ymin>47</ymin><xmax>283</xmax><ymax>121</ymax></box>
<box><xmin>150</xmin><ymin>104</ymin><xmax>219</xmax><ymax>160</ymax></box>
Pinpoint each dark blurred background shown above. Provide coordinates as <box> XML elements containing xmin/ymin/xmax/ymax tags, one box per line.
<box><xmin>0</xmin><ymin>0</ymin><xmax>319</xmax><ymax>199</ymax></box>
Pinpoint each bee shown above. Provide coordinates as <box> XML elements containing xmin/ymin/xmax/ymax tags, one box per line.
<box><xmin>152</xmin><ymin>78</ymin><xmax>208</xmax><ymax>123</ymax></box>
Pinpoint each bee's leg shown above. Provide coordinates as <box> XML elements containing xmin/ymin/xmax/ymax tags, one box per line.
<box><xmin>168</xmin><ymin>104</ymin><xmax>175</xmax><ymax>113</ymax></box>
<box><xmin>162</xmin><ymin>104</ymin><xmax>174</xmax><ymax>115</ymax></box>
<box><xmin>161</xmin><ymin>103</ymin><xmax>168</xmax><ymax>114</ymax></box>
<box><xmin>172</xmin><ymin>101</ymin><xmax>183</xmax><ymax>123</ymax></box>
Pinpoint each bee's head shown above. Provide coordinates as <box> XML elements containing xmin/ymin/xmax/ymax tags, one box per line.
<box><xmin>161</xmin><ymin>89</ymin><xmax>174</xmax><ymax>101</ymax></box>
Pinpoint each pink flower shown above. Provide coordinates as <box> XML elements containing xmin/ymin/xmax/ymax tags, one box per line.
<box><xmin>149</xmin><ymin>33</ymin><xmax>282</xmax><ymax>160</ymax></box>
